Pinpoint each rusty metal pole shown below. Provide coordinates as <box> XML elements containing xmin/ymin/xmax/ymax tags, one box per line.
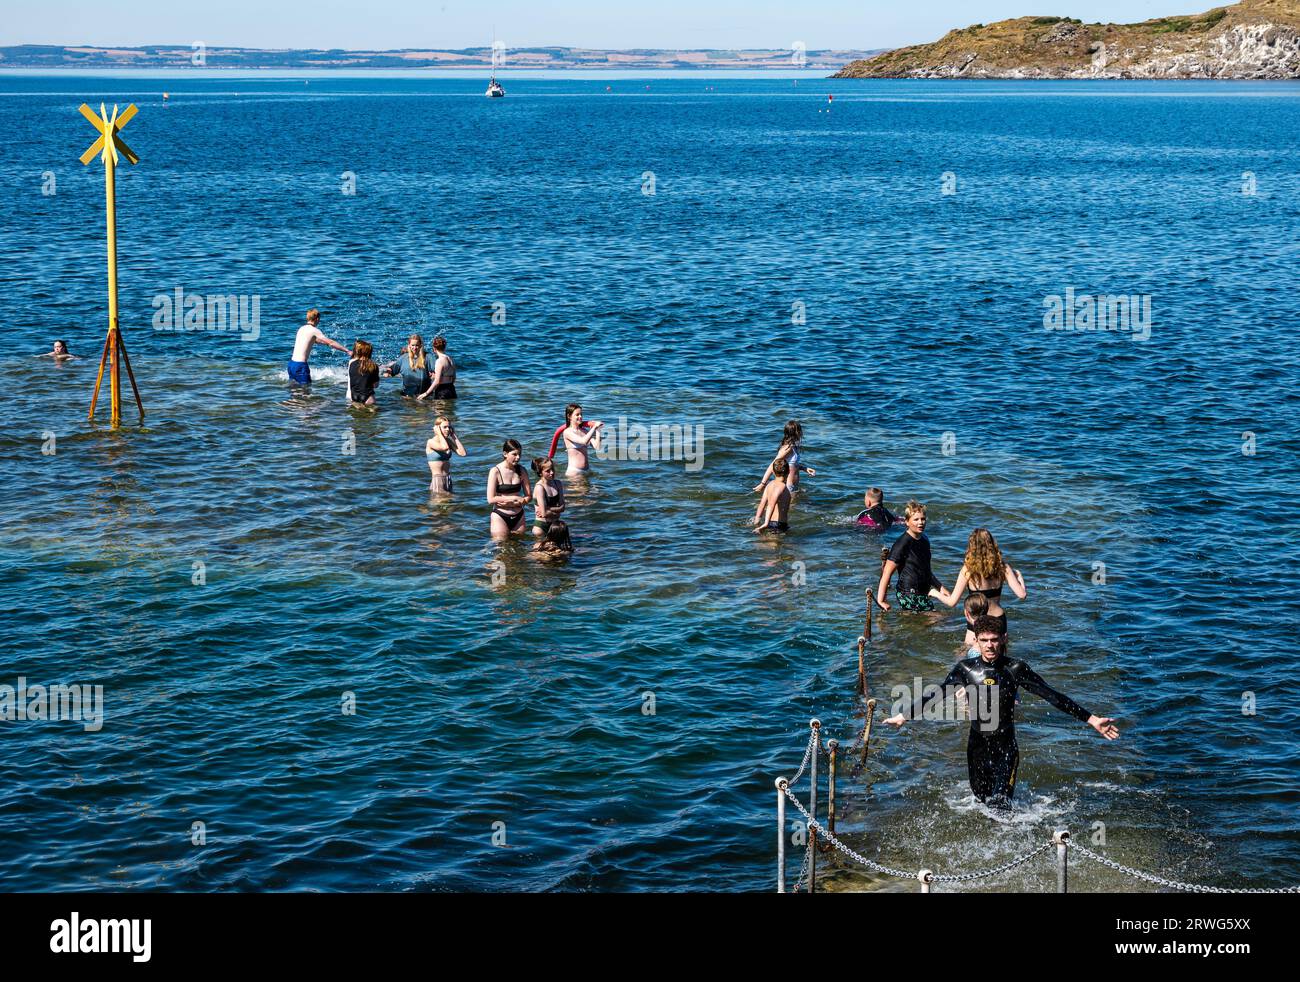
<box><xmin>860</xmin><ymin>698</ymin><xmax>877</xmax><ymax>764</ymax></box>
<box><xmin>827</xmin><ymin>739</ymin><xmax>838</xmax><ymax>839</ymax></box>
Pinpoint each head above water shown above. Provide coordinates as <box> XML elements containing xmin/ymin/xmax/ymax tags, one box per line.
<box><xmin>52</xmin><ymin>340</ymin><xmax>68</xmax><ymax>354</ymax></box>
<box><xmin>306</xmin><ymin>309</ymin><xmax>320</xmax><ymax>326</ymax></box>
<box><xmin>964</xmin><ymin>592</ymin><xmax>989</xmax><ymax>621</ymax></box>
<box><xmin>772</xmin><ymin>458</ymin><xmax>790</xmax><ymax>479</ymax></box>
<box><xmin>972</xmin><ymin>616</ymin><xmax>1007</xmax><ymax>661</ymax></box>
<box><xmin>782</xmin><ymin>420</ymin><xmax>803</xmax><ymax>448</ymax></box>
<box><xmin>865</xmin><ymin>487</ymin><xmax>883</xmax><ymax>506</ymax></box>
<box><xmin>566</xmin><ymin>403</ymin><xmax>583</xmax><ymax>426</ymax></box>
<box><xmin>434</xmin><ymin>415</ymin><xmax>451</xmax><ymax>435</ymax></box>
<box><xmin>903</xmin><ymin>500</ymin><xmax>927</xmax><ymax>534</ymax></box>
<box><xmin>541</xmin><ymin>520</ymin><xmax>573</xmax><ymax>553</ymax></box>
<box><xmin>432</xmin><ymin>336</ymin><xmax>447</xmax><ymax>353</ymax></box>
<box><xmin>965</xmin><ymin>528</ymin><xmax>1006</xmax><ymax>584</ymax></box>
<box><xmin>352</xmin><ymin>340</ymin><xmax>375</xmax><ymax>374</ymax></box>
<box><xmin>532</xmin><ymin>456</ymin><xmax>555</xmax><ymax>479</ymax></box>
<box><xmin>502</xmin><ymin>438</ymin><xmax>523</xmax><ymax>468</ymax></box>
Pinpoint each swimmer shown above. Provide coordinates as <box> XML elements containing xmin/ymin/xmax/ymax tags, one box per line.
<box><xmin>531</xmin><ymin>519</ymin><xmax>574</xmax><ymax>558</ymax></box>
<box><xmin>287</xmin><ymin>309</ymin><xmax>350</xmax><ymax>387</ymax></box>
<box><xmin>486</xmin><ymin>439</ymin><xmax>531</xmax><ymax>538</ymax></box>
<box><xmin>347</xmin><ymin>340</ymin><xmax>380</xmax><ymax>408</ymax></box>
<box><xmin>753</xmin><ymin>459</ymin><xmax>792</xmax><ymax>533</ymax></box>
<box><xmin>418</xmin><ymin>336</ymin><xmax>457</xmax><ymax>401</ymax></box>
<box><xmin>531</xmin><ymin>457</ymin><xmax>566</xmax><ymax>536</ymax></box>
<box><xmin>554</xmin><ymin>404</ymin><xmax>604</xmax><ymax>477</ymax></box>
<box><xmin>875</xmin><ymin>500</ymin><xmax>948</xmax><ymax>612</ymax></box>
<box><xmin>42</xmin><ymin>340</ymin><xmax>74</xmax><ymax>362</ymax></box>
<box><xmin>883</xmin><ymin>617</ymin><xmax>1119</xmax><ymax>807</ymax></box>
<box><xmin>426</xmin><ymin>416</ymin><xmax>466</xmax><ymax>494</ymax></box>
<box><xmin>940</xmin><ymin>529</ymin><xmax>1027</xmax><ymax>648</ymax></box>
<box><xmin>383</xmin><ymin>334</ymin><xmax>432</xmax><ymax>398</ymax></box>
<box><xmin>754</xmin><ymin>420</ymin><xmax>815</xmax><ymax>493</ymax></box>
<box><xmin>856</xmin><ymin>487</ymin><xmax>899</xmax><ymax>530</ymax></box>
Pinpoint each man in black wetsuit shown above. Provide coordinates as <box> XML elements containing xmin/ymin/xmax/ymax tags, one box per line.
<box><xmin>883</xmin><ymin>616</ymin><xmax>1119</xmax><ymax>806</ymax></box>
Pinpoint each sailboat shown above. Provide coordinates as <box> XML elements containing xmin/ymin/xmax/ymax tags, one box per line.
<box><xmin>486</xmin><ymin>32</ymin><xmax>506</xmax><ymax>97</ymax></box>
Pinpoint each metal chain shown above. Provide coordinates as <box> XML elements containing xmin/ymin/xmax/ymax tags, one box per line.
<box><xmin>1073</xmin><ymin>844</ymin><xmax>1300</xmax><ymax>894</ymax></box>
<box><xmin>787</xmin><ymin>729</ymin><xmax>818</xmax><ymax>787</ymax></box>
<box><xmin>782</xmin><ymin>785</ymin><xmax>917</xmax><ymax>879</ymax></box>
<box><xmin>931</xmin><ymin>842</ymin><xmax>1054</xmax><ymax>883</ymax></box>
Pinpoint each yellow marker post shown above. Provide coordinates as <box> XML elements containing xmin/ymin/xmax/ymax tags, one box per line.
<box><xmin>79</xmin><ymin>102</ymin><xmax>144</xmax><ymax>427</ymax></box>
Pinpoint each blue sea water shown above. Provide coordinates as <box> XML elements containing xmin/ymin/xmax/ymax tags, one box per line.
<box><xmin>1</xmin><ymin>73</ymin><xmax>1298</xmax><ymax>892</ymax></box>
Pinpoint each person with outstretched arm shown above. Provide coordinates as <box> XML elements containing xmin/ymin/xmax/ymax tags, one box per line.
<box><xmin>882</xmin><ymin>616</ymin><xmax>1119</xmax><ymax>806</ymax></box>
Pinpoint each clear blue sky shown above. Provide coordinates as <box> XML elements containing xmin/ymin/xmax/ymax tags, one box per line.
<box><xmin>1</xmin><ymin>0</ymin><xmax>1210</xmax><ymax>50</ymax></box>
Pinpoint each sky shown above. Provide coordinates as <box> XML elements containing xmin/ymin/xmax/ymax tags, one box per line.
<box><xmin>0</xmin><ymin>0</ymin><xmax>1217</xmax><ymax>51</ymax></box>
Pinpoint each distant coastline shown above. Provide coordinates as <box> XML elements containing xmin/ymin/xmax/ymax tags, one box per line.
<box><xmin>0</xmin><ymin>44</ymin><xmax>885</xmax><ymax>72</ymax></box>
<box><xmin>834</xmin><ymin>0</ymin><xmax>1300</xmax><ymax>79</ymax></box>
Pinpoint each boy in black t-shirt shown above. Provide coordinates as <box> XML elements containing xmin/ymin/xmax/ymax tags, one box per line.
<box><xmin>875</xmin><ymin>500</ymin><xmax>948</xmax><ymax>612</ymax></box>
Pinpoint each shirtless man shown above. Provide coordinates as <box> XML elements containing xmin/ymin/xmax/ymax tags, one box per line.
<box><xmin>559</xmin><ymin>403</ymin><xmax>604</xmax><ymax>477</ymax></box>
<box><xmin>753</xmin><ymin>459</ymin><xmax>792</xmax><ymax>533</ymax></box>
<box><xmin>287</xmin><ymin>309</ymin><xmax>349</xmax><ymax>387</ymax></box>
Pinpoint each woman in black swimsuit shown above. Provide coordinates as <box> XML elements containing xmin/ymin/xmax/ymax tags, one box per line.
<box><xmin>531</xmin><ymin>457</ymin><xmax>566</xmax><ymax>536</ymax></box>
<box><xmin>941</xmin><ymin>528</ymin><xmax>1028</xmax><ymax>647</ymax></box>
<box><xmin>487</xmin><ymin>439</ymin><xmax>531</xmax><ymax>539</ymax></box>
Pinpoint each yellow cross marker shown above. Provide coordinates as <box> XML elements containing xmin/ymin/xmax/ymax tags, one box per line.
<box><xmin>79</xmin><ymin>102</ymin><xmax>144</xmax><ymax>427</ymax></box>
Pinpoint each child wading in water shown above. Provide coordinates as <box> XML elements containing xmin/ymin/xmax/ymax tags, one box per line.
<box><xmin>856</xmin><ymin>487</ymin><xmax>898</xmax><ymax>530</ymax></box>
<box><xmin>754</xmin><ymin>420</ymin><xmax>815</xmax><ymax>494</ymax></box>
<box><xmin>531</xmin><ymin>457</ymin><xmax>566</xmax><ymax>535</ymax></box>
<box><xmin>347</xmin><ymin>340</ymin><xmax>380</xmax><ymax>408</ymax></box>
<box><xmin>875</xmin><ymin>500</ymin><xmax>948</xmax><ymax>611</ymax></box>
<box><xmin>753</xmin><ymin>459</ymin><xmax>792</xmax><ymax>533</ymax></box>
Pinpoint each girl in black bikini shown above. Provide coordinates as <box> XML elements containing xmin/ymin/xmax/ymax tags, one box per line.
<box><xmin>487</xmin><ymin>439</ymin><xmax>531</xmax><ymax>539</ymax></box>
<box><xmin>941</xmin><ymin>528</ymin><xmax>1028</xmax><ymax>648</ymax></box>
<box><xmin>531</xmin><ymin>457</ymin><xmax>566</xmax><ymax>536</ymax></box>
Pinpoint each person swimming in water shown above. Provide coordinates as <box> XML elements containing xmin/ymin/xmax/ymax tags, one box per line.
<box><xmin>883</xmin><ymin>616</ymin><xmax>1119</xmax><ymax>807</ymax></box>
<box><xmin>940</xmin><ymin>528</ymin><xmax>1028</xmax><ymax>649</ymax></box>
<box><xmin>753</xmin><ymin>459</ymin><xmax>792</xmax><ymax>533</ymax></box>
<box><xmin>382</xmin><ymin>334</ymin><xmax>432</xmax><ymax>398</ymax></box>
<box><xmin>531</xmin><ymin>519</ymin><xmax>574</xmax><ymax>558</ymax></box>
<box><xmin>426</xmin><ymin>416</ymin><xmax>467</xmax><ymax>495</ymax></box>
<box><xmin>856</xmin><ymin>487</ymin><xmax>898</xmax><ymax>530</ymax></box>
<box><xmin>43</xmin><ymin>340</ymin><xmax>74</xmax><ymax>362</ymax></box>
<box><xmin>287</xmin><ymin>309</ymin><xmax>350</xmax><ymax>387</ymax></box>
<box><xmin>875</xmin><ymin>500</ymin><xmax>948</xmax><ymax>612</ymax></box>
<box><xmin>554</xmin><ymin>404</ymin><xmax>604</xmax><ymax>477</ymax></box>
<box><xmin>418</xmin><ymin>336</ymin><xmax>457</xmax><ymax>402</ymax></box>
<box><xmin>754</xmin><ymin>420</ymin><xmax>815</xmax><ymax>494</ymax></box>
<box><xmin>486</xmin><ymin>439</ymin><xmax>531</xmax><ymax>538</ymax></box>
<box><xmin>531</xmin><ymin>457</ymin><xmax>566</xmax><ymax>536</ymax></box>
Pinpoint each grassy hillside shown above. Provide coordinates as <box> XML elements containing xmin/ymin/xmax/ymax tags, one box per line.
<box><xmin>834</xmin><ymin>0</ymin><xmax>1300</xmax><ymax>78</ymax></box>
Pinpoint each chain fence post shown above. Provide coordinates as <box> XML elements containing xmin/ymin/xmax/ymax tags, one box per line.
<box><xmin>776</xmin><ymin>777</ymin><xmax>788</xmax><ymax>893</ymax></box>
<box><xmin>827</xmin><ymin>739</ymin><xmax>838</xmax><ymax>838</ymax></box>
<box><xmin>1053</xmin><ymin>830</ymin><xmax>1070</xmax><ymax>894</ymax></box>
<box><xmin>809</xmin><ymin>718</ymin><xmax>820</xmax><ymax>894</ymax></box>
<box><xmin>856</xmin><ymin>635</ymin><xmax>867</xmax><ymax>697</ymax></box>
<box><xmin>918</xmin><ymin>869</ymin><xmax>934</xmax><ymax>894</ymax></box>
<box><xmin>860</xmin><ymin>698</ymin><xmax>877</xmax><ymax>764</ymax></box>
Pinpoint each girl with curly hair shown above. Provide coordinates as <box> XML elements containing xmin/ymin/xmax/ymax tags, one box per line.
<box><xmin>942</xmin><ymin>528</ymin><xmax>1027</xmax><ymax>646</ymax></box>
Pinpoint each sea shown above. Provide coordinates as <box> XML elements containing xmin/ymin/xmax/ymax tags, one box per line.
<box><xmin>1</xmin><ymin>71</ymin><xmax>1297</xmax><ymax>892</ymax></box>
